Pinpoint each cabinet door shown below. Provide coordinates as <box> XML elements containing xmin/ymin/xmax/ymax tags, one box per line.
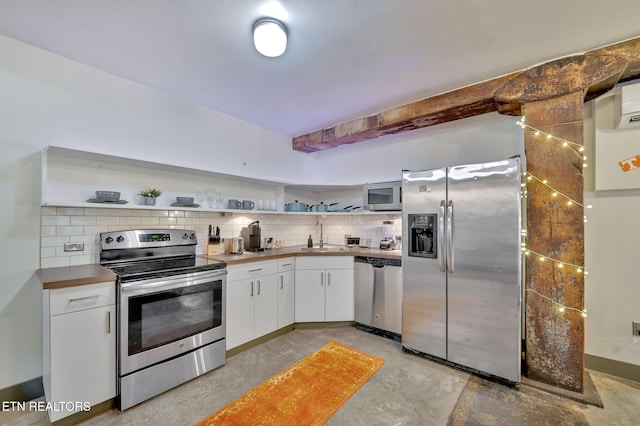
<box><xmin>277</xmin><ymin>271</ymin><xmax>295</xmax><ymax>327</ymax></box>
<box><xmin>49</xmin><ymin>304</ymin><xmax>115</xmax><ymax>421</ymax></box>
<box><xmin>254</xmin><ymin>274</ymin><xmax>278</xmax><ymax>339</ymax></box>
<box><xmin>226</xmin><ymin>279</ymin><xmax>255</xmax><ymax>350</ymax></box>
<box><xmin>295</xmin><ymin>269</ymin><xmax>325</xmax><ymax>322</ymax></box>
<box><xmin>325</xmin><ymin>269</ymin><xmax>355</xmax><ymax>321</ymax></box>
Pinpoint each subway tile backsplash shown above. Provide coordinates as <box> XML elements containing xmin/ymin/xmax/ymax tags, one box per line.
<box><xmin>40</xmin><ymin>207</ymin><xmax>402</xmax><ymax>268</ymax></box>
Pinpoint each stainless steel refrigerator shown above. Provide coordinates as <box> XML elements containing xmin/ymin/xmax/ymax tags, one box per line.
<box><xmin>401</xmin><ymin>157</ymin><xmax>522</xmax><ymax>384</ymax></box>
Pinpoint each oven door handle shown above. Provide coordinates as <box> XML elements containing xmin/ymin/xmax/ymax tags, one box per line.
<box><xmin>120</xmin><ymin>269</ymin><xmax>227</xmax><ymax>295</ymax></box>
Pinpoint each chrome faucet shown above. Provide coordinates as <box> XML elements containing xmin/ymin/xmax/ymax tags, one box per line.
<box><xmin>318</xmin><ymin>220</ymin><xmax>324</xmax><ymax>248</ymax></box>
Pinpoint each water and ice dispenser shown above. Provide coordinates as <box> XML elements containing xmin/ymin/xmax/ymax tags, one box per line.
<box><xmin>408</xmin><ymin>214</ymin><xmax>437</xmax><ymax>258</ymax></box>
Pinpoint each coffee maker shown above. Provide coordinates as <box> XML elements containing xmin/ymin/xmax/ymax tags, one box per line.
<box><xmin>248</xmin><ymin>221</ymin><xmax>263</xmax><ymax>251</ymax></box>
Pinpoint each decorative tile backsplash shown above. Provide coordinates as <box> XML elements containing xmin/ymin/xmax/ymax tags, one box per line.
<box><xmin>40</xmin><ymin>207</ymin><xmax>402</xmax><ymax>268</ymax></box>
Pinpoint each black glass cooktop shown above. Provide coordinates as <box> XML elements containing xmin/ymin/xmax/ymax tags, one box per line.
<box><xmin>106</xmin><ymin>255</ymin><xmax>226</xmax><ymax>281</ymax></box>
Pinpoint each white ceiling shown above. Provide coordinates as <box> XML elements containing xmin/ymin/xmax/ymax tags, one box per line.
<box><xmin>1</xmin><ymin>0</ymin><xmax>639</xmax><ymax>137</ymax></box>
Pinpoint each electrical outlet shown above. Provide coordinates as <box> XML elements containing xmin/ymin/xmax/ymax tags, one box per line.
<box><xmin>633</xmin><ymin>322</ymin><xmax>640</xmax><ymax>336</ymax></box>
<box><xmin>64</xmin><ymin>242</ymin><xmax>84</xmax><ymax>252</ymax></box>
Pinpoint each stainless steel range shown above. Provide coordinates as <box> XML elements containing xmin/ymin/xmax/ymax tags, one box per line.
<box><xmin>100</xmin><ymin>229</ymin><xmax>227</xmax><ymax>410</ymax></box>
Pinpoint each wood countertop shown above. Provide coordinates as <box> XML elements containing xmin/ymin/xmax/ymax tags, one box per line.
<box><xmin>201</xmin><ymin>245</ymin><xmax>401</xmax><ymax>265</ymax></box>
<box><xmin>38</xmin><ymin>264</ymin><xmax>117</xmax><ymax>290</ymax></box>
<box><xmin>38</xmin><ymin>246</ymin><xmax>401</xmax><ymax>289</ymax></box>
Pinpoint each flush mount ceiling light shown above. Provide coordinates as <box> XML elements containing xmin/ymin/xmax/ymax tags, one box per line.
<box><xmin>253</xmin><ymin>18</ymin><xmax>288</xmax><ymax>57</ymax></box>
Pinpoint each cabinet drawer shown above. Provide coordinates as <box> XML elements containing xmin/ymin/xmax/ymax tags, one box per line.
<box><xmin>295</xmin><ymin>256</ymin><xmax>354</xmax><ymax>270</ymax></box>
<box><xmin>50</xmin><ymin>281</ymin><xmax>115</xmax><ymax>316</ymax></box>
<box><xmin>227</xmin><ymin>260</ymin><xmax>277</xmax><ymax>282</ymax></box>
<box><xmin>278</xmin><ymin>258</ymin><xmax>295</xmax><ymax>272</ymax></box>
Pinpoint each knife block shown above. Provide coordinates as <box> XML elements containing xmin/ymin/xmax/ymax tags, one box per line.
<box><xmin>207</xmin><ymin>241</ymin><xmax>220</xmax><ymax>256</ymax></box>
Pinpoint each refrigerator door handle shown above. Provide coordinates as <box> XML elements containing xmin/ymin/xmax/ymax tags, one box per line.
<box><xmin>439</xmin><ymin>200</ymin><xmax>446</xmax><ymax>272</ymax></box>
<box><xmin>447</xmin><ymin>200</ymin><xmax>454</xmax><ymax>273</ymax></box>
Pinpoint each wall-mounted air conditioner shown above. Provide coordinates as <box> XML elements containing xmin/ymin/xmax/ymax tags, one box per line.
<box><xmin>614</xmin><ymin>82</ymin><xmax>640</xmax><ymax>130</ymax></box>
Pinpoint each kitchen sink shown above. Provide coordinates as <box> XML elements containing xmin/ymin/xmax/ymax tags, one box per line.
<box><xmin>299</xmin><ymin>246</ymin><xmax>349</xmax><ymax>252</ymax></box>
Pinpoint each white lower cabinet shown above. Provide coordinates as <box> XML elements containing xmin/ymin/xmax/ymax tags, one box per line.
<box><xmin>277</xmin><ymin>258</ymin><xmax>295</xmax><ymax>328</ymax></box>
<box><xmin>324</xmin><ymin>268</ymin><xmax>356</xmax><ymax>321</ymax></box>
<box><xmin>226</xmin><ymin>260</ymin><xmax>278</xmax><ymax>349</ymax></box>
<box><xmin>295</xmin><ymin>256</ymin><xmax>354</xmax><ymax>322</ymax></box>
<box><xmin>294</xmin><ymin>269</ymin><xmax>326</xmax><ymax>321</ymax></box>
<box><xmin>43</xmin><ymin>281</ymin><xmax>116</xmax><ymax>422</ymax></box>
<box><xmin>254</xmin><ymin>274</ymin><xmax>278</xmax><ymax>338</ymax></box>
<box><xmin>227</xmin><ymin>256</ymin><xmax>353</xmax><ymax>348</ymax></box>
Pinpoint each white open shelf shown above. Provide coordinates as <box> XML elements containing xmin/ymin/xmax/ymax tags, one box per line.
<box><xmin>42</xmin><ymin>146</ymin><xmax>286</xmax><ymax>211</ymax></box>
<box><xmin>41</xmin><ymin>146</ymin><xmax>382</xmax><ymax>215</ymax></box>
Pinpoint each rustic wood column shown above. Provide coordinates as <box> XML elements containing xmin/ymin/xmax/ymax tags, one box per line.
<box><xmin>493</xmin><ymin>53</ymin><xmax>626</xmax><ymax>392</ymax></box>
<box><xmin>523</xmin><ymin>92</ymin><xmax>585</xmax><ymax>391</ymax></box>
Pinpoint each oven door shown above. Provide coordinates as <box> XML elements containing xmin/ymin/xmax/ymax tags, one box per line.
<box><xmin>119</xmin><ymin>269</ymin><xmax>226</xmax><ymax>376</ymax></box>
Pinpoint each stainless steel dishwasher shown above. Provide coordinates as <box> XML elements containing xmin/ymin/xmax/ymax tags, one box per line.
<box><xmin>354</xmin><ymin>256</ymin><xmax>402</xmax><ymax>340</ymax></box>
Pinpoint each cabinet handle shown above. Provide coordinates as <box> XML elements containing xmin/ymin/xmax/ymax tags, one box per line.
<box><xmin>257</xmin><ymin>280</ymin><xmax>261</xmax><ymax>295</ymax></box>
<box><xmin>280</xmin><ymin>275</ymin><xmax>283</xmax><ymax>289</ymax></box>
<box><xmin>250</xmin><ymin>281</ymin><xmax>254</xmax><ymax>297</ymax></box>
<box><xmin>282</xmin><ymin>263</ymin><xmax>291</xmax><ymax>267</ymax></box>
<box><xmin>68</xmin><ymin>295</ymin><xmax>99</xmax><ymax>304</ymax></box>
<box><xmin>320</xmin><ymin>272</ymin><xmax>324</xmax><ymax>286</ymax></box>
<box><xmin>249</xmin><ymin>268</ymin><xmax>262</xmax><ymax>273</ymax></box>
<box><xmin>107</xmin><ymin>311</ymin><xmax>111</xmax><ymax>334</ymax></box>
<box><xmin>327</xmin><ymin>272</ymin><xmax>331</xmax><ymax>285</ymax></box>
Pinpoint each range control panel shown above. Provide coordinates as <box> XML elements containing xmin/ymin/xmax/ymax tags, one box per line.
<box><xmin>139</xmin><ymin>233</ymin><xmax>171</xmax><ymax>243</ymax></box>
<box><xmin>100</xmin><ymin>229</ymin><xmax>197</xmax><ymax>250</ymax></box>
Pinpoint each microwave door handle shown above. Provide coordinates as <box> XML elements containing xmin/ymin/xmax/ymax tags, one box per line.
<box><xmin>447</xmin><ymin>200</ymin><xmax>454</xmax><ymax>273</ymax></box>
<box><xmin>439</xmin><ymin>201</ymin><xmax>446</xmax><ymax>272</ymax></box>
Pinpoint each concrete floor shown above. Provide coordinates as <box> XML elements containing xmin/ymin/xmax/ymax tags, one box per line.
<box><xmin>3</xmin><ymin>326</ymin><xmax>640</xmax><ymax>425</ymax></box>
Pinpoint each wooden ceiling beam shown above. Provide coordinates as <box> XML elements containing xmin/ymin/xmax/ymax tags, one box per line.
<box><xmin>379</xmin><ymin>74</ymin><xmax>520</xmax><ymax>132</ymax></box>
<box><xmin>292</xmin><ymin>73</ymin><xmax>521</xmax><ymax>153</ymax></box>
<box><xmin>292</xmin><ymin>37</ymin><xmax>640</xmax><ymax>153</ymax></box>
<box><xmin>585</xmin><ymin>37</ymin><xmax>640</xmax><ymax>101</ymax></box>
<box><xmin>494</xmin><ymin>53</ymin><xmax>628</xmax><ymax>105</ymax></box>
<box><xmin>591</xmin><ymin>37</ymin><xmax>640</xmax><ymax>83</ymax></box>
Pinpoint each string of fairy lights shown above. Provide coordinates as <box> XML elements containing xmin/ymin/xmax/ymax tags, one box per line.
<box><xmin>517</xmin><ymin>118</ymin><xmax>588</xmax><ymax>318</ymax></box>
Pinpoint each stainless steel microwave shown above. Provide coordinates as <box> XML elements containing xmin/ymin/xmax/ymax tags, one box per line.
<box><xmin>363</xmin><ymin>181</ymin><xmax>402</xmax><ymax>211</ymax></box>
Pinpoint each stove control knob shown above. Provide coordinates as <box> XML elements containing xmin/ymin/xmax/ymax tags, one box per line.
<box><xmin>116</xmin><ymin>236</ymin><xmax>124</xmax><ymax>243</ymax></box>
<box><xmin>182</xmin><ymin>233</ymin><xmax>189</xmax><ymax>240</ymax></box>
<box><xmin>189</xmin><ymin>233</ymin><xmax>196</xmax><ymax>240</ymax></box>
<box><xmin>105</xmin><ymin>236</ymin><xmax>113</xmax><ymax>244</ymax></box>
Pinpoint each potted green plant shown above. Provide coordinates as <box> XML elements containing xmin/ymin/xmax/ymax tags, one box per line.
<box><xmin>138</xmin><ymin>187</ymin><xmax>162</xmax><ymax>206</ymax></box>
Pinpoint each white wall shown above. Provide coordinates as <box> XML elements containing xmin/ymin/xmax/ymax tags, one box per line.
<box><xmin>0</xmin><ymin>34</ymin><xmax>527</xmax><ymax>390</ymax></box>
<box><xmin>593</xmin><ymin>86</ymin><xmax>640</xmax><ymax>191</ymax></box>
<box><xmin>0</xmin><ymin>146</ymin><xmax>42</xmax><ymax>391</ymax></box>
<box><xmin>0</xmin><ymin>34</ymin><xmax>294</xmax><ymax>390</ymax></box>
<box><xmin>584</xmin><ymin>97</ymin><xmax>640</xmax><ymax>367</ymax></box>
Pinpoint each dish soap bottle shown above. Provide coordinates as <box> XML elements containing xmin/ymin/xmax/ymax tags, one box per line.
<box><xmin>307</xmin><ymin>235</ymin><xmax>313</xmax><ymax>248</ymax></box>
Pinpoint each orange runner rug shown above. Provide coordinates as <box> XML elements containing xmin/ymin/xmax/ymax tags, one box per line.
<box><xmin>196</xmin><ymin>340</ymin><xmax>384</xmax><ymax>425</ymax></box>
